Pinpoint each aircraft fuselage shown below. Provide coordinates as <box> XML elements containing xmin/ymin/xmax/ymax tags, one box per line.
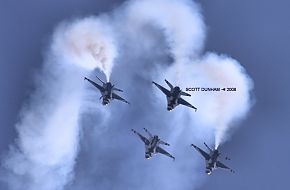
<box><xmin>145</xmin><ymin>136</ymin><xmax>160</xmax><ymax>159</ymax></box>
<box><xmin>166</xmin><ymin>87</ymin><xmax>181</xmax><ymax>111</ymax></box>
<box><xmin>206</xmin><ymin>150</ymin><xmax>220</xmax><ymax>175</ymax></box>
<box><xmin>101</xmin><ymin>82</ymin><xmax>113</xmax><ymax>105</ymax></box>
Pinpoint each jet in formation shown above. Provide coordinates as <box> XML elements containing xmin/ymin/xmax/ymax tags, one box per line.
<box><xmin>131</xmin><ymin>128</ymin><xmax>175</xmax><ymax>161</ymax></box>
<box><xmin>152</xmin><ymin>79</ymin><xmax>197</xmax><ymax>111</ymax></box>
<box><xmin>191</xmin><ymin>143</ymin><xmax>234</xmax><ymax>175</ymax></box>
<box><xmin>84</xmin><ymin>76</ymin><xmax>129</xmax><ymax>105</ymax></box>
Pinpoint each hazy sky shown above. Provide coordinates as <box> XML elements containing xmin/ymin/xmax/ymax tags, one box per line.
<box><xmin>0</xmin><ymin>0</ymin><xmax>289</xmax><ymax>190</ymax></box>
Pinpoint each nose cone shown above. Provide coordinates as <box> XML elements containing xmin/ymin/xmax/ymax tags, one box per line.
<box><xmin>206</xmin><ymin>170</ymin><xmax>212</xmax><ymax>175</ymax></box>
<box><xmin>102</xmin><ymin>100</ymin><xmax>109</xmax><ymax>105</ymax></box>
<box><xmin>145</xmin><ymin>154</ymin><xmax>151</xmax><ymax>159</ymax></box>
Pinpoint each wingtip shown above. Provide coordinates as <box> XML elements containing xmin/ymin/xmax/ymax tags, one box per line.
<box><xmin>191</xmin><ymin>144</ymin><xmax>197</xmax><ymax>148</ymax></box>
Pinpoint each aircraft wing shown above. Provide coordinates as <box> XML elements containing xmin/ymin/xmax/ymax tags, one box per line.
<box><xmin>178</xmin><ymin>98</ymin><xmax>197</xmax><ymax>111</ymax></box>
<box><xmin>180</xmin><ymin>91</ymin><xmax>191</xmax><ymax>97</ymax></box>
<box><xmin>152</xmin><ymin>81</ymin><xmax>171</xmax><ymax>96</ymax></box>
<box><xmin>113</xmin><ymin>87</ymin><xmax>123</xmax><ymax>92</ymax></box>
<box><xmin>156</xmin><ymin>146</ymin><xmax>175</xmax><ymax>161</ymax></box>
<box><xmin>216</xmin><ymin>161</ymin><xmax>235</xmax><ymax>173</ymax></box>
<box><xmin>131</xmin><ymin>129</ymin><xmax>150</xmax><ymax>145</ymax></box>
<box><xmin>112</xmin><ymin>93</ymin><xmax>130</xmax><ymax>104</ymax></box>
<box><xmin>84</xmin><ymin>77</ymin><xmax>104</xmax><ymax>92</ymax></box>
<box><xmin>191</xmin><ymin>144</ymin><xmax>210</xmax><ymax>160</ymax></box>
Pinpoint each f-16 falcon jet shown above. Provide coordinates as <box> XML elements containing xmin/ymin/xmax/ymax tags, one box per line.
<box><xmin>191</xmin><ymin>143</ymin><xmax>234</xmax><ymax>175</ymax></box>
<box><xmin>84</xmin><ymin>76</ymin><xmax>129</xmax><ymax>105</ymax></box>
<box><xmin>152</xmin><ymin>79</ymin><xmax>197</xmax><ymax>111</ymax></box>
<box><xmin>131</xmin><ymin>128</ymin><xmax>175</xmax><ymax>161</ymax></box>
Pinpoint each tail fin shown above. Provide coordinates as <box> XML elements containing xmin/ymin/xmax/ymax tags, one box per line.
<box><xmin>96</xmin><ymin>75</ymin><xmax>105</xmax><ymax>84</ymax></box>
<box><xmin>204</xmin><ymin>142</ymin><xmax>213</xmax><ymax>152</ymax></box>
<box><xmin>165</xmin><ymin>79</ymin><xmax>173</xmax><ymax>89</ymax></box>
<box><xmin>225</xmin><ymin>156</ymin><xmax>231</xmax><ymax>160</ymax></box>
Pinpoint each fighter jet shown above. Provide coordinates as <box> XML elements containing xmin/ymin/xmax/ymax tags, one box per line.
<box><xmin>84</xmin><ymin>76</ymin><xmax>129</xmax><ymax>105</ymax></box>
<box><xmin>152</xmin><ymin>79</ymin><xmax>197</xmax><ymax>111</ymax></box>
<box><xmin>131</xmin><ymin>128</ymin><xmax>175</xmax><ymax>161</ymax></box>
<box><xmin>191</xmin><ymin>143</ymin><xmax>234</xmax><ymax>175</ymax></box>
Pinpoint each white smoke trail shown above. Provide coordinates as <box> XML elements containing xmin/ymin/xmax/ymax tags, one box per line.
<box><xmin>52</xmin><ymin>17</ymin><xmax>118</xmax><ymax>81</ymax></box>
<box><xmin>197</xmin><ymin>53</ymin><xmax>254</xmax><ymax>148</ymax></box>
<box><xmin>126</xmin><ymin>0</ymin><xmax>205</xmax><ymax>57</ymax></box>
<box><xmin>125</xmin><ymin>0</ymin><xmax>205</xmax><ymax>84</ymax></box>
<box><xmin>3</xmin><ymin>59</ymin><xmax>84</xmax><ymax>190</ymax></box>
<box><xmin>3</xmin><ymin>0</ymin><xmax>254</xmax><ymax>189</ymax></box>
<box><xmin>3</xmin><ymin>18</ymin><xmax>117</xmax><ymax>190</ymax></box>
<box><xmin>125</xmin><ymin>0</ymin><xmax>253</xmax><ymax>148</ymax></box>
<box><xmin>163</xmin><ymin>53</ymin><xmax>254</xmax><ymax>149</ymax></box>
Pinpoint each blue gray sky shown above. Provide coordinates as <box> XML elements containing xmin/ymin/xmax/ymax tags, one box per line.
<box><xmin>0</xmin><ymin>0</ymin><xmax>289</xmax><ymax>190</ymax></box>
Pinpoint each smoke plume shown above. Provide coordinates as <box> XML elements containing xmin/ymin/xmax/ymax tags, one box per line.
<box><xmin>124</xmin><ymin>0</ymin><xmax>205</xmax><ymax>84</ymax></box>
<box><xmin>3</xmin><ymin>0</ymin><xmax>253</xmax><ymax>190</ymax></box>
<box><xmin>163</xmin><ymin>53</ymin><xmax>254</xmax><ymax>148</ymax></box>
<box><xmin>52</xmin><ymin>17</ymin><xmax>118</xmax><ymax>81</ymax></box>
<box><xmin>3</xmin><ymin>18</ymin><xmax>117</xmax><ymax>190</ymax></box>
